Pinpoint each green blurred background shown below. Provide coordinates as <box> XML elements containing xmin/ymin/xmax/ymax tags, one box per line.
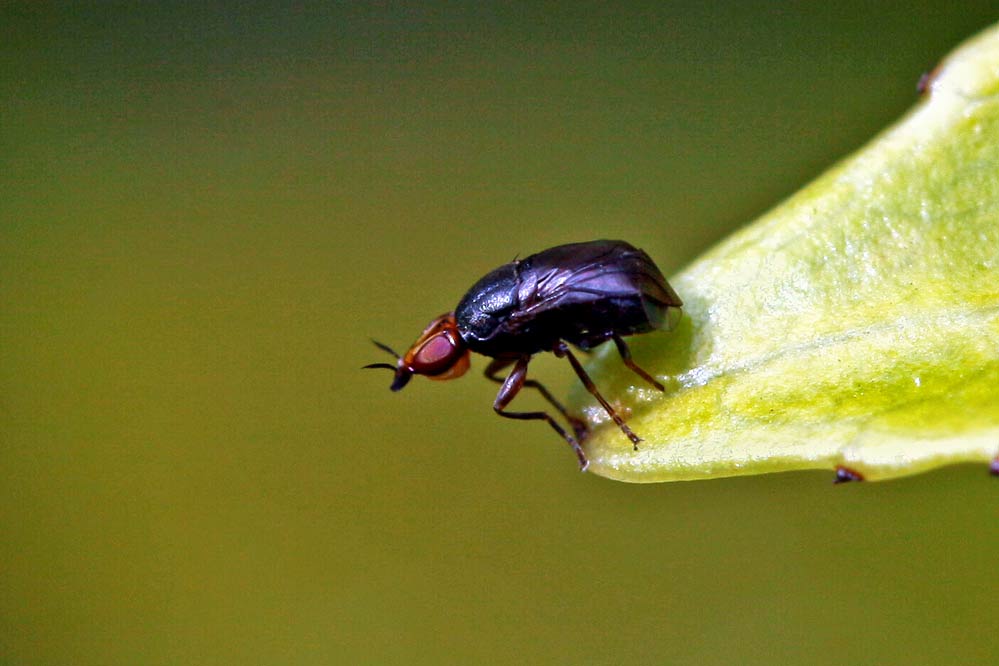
<box><xmin>3</xmin><ymin>4</ymin><xmax>999</xmax><ymax>664</ymax></box>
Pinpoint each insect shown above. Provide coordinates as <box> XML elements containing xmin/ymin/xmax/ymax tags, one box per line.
<box><xmin>364</xmin><ymin>240</ymin><xmax>683</xmax><ymax>470</ymax></box>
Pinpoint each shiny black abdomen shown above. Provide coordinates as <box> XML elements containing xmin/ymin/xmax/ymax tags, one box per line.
<box><xmin>454</xmin><ymin>240</ymin><xmax>682</xmax><ymax>357</ymax></box>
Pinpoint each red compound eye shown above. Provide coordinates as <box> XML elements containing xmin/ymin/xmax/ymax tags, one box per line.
<box><xmin>414</xmin><ymin>333</ymin><xmax>457</xmax><ymax>371</ymax></box>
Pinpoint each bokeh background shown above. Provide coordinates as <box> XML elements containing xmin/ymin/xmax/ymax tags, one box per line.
<box><xmin>3</xmin><ymin>4</ymin><xmax>999</xmax><ymax>664</ymax></box>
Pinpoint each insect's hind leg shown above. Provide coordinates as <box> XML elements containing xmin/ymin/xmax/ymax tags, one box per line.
<box><xmin>611</xmin><ymin>333</ymin><xmax>665</xmax><ymax>391</ymax></box>
<box><xmin>489</xmin><ymin>355</ymin><xmax>589</xmax><ymax>470</ymax></box>
<box><xmin>555</xmin><ymin>341</ymin><xmax>642</xmax><ymax>450</ymax></box>
<box><xmin>484</xmin><ymin>357</ymin><xmax>588</xmax><ymax>441</ymax></box>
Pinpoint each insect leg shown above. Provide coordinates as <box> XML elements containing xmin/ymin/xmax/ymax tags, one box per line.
<box><xmin>554</xmin><ymin>341</ymin><xmax>642</xmax><ymax>450</ymax></box>
<box><xmin>492</xmin><ymin>355</ymin><xmax>589</xmax><ymax>470</ymax></box>
<box><xmin>484</xmin><ymin>357</ymin><xmax>588</xmax><ymax>441</ymax></box>
<box><xmin>611</xmin><ymin>333</ymin><xmax>665</xmax><ymax>391</ymax></box>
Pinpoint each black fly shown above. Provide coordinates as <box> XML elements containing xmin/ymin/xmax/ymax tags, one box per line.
<box><xmin>365</xmin><ymin>240</ymin><xmax>683</xmax><ymax>470</ymax></box>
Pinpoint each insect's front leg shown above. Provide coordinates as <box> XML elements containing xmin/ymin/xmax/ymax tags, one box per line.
<box><xmin>490</xmin><ymin>355</ymin><xmax>589</xmax><ymax>470</ymax></box>
<box><xmin>484</xmin><ymin>357</ymin><xmax>589</xmax><ymax>442</ymax></box>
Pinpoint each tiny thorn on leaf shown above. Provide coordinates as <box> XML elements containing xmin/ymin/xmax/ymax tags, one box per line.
<box><xmin>834</xmin><ymin>466</ymin><xmax>865</xmax><ymax>484</ymax></box>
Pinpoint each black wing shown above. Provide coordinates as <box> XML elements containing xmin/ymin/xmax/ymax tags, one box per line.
<box><xmin>513</xmin><ymin>240</ymin><xmax>680</xmax><ymax>319</ymax></box>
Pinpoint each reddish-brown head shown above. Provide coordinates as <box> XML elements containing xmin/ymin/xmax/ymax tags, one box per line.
<box><xmin>364</xmin><ymin>312</ymin><xmax>470</xmax><ymax>391</ymax></box>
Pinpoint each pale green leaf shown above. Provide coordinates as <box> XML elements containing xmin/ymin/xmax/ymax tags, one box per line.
<box><xmin>571</xmin><ymin>23</ymin><xmax>999</xmax><ymax>482</ymax></box>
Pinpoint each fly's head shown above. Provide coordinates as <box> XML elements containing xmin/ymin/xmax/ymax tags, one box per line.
<box><xmin>364</xmin><ymin>312</ymin><xmax>470</xmax><ymax>391</ymax></box>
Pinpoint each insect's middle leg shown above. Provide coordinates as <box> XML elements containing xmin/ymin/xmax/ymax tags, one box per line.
<box><xmin>554</xmin><ymin>341</ymin><xmax>642</xmax><ymax>449</ymax></box>
<box><xmin>484</xmin><ymin>357</ymin><xmax>588</xmax><ymax>441</ymax></box>
<box><xmin>490</xmin><ymin>355</ymin><xmax>589</xmax><ymax>470</ymax></box>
